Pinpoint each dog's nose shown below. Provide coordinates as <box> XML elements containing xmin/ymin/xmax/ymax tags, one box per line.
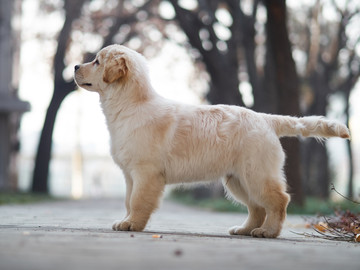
<box><xmin>74</xmin><ymin>65</ymin><xmax>80</xmax><ymax>71</ymax></box>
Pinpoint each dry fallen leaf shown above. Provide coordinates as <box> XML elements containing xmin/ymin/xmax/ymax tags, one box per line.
<box><xmin>351</xmin><ymin>224</ymin><xmax>360</xmax><ymax>235</ymax></box>
<box><xmin>355</xmin><ymin>234</ymin><xmax>360</xmax><ymax>243</ymax></box>
<box><xmin>298</xmin><ymin>186</ymin><xmax>360</xmax><ymax>243</ymax></box>
<box><xmin>313</xmin><ymin>222</ymin><xmax>328</xmax><ymax>232</ymax></box>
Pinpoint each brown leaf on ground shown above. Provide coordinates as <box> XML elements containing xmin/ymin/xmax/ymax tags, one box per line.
<box><xmin>303</xmin><ymin>211</ymin><xmax>360</xmax><ymax>242</ymax></box>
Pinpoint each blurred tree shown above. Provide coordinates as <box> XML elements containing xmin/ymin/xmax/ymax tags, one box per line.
<box><xmin>264</xmin><ymin>0</ymin><xmax>303</xmax><ymax>204</ymax></box>
<box><xmin>168</xmin><ymin>0</ymin><xmax>245</xmax><ymax>106</ymax></box>
<box><xmin>288</xmin><ymin>0</ymin><xmax>360</xmax><ymax>198</ymax></box>
<box><xmin>32</xmin><ymin>0</ymin><xmax>87</xmax><ymax>193</ymax></box>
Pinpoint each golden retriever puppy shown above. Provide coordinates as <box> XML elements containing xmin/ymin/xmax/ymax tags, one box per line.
<box><xmin>74</xmin><ymin>44</ymin><xmax>350</xmax><ymax>238</ymax></box>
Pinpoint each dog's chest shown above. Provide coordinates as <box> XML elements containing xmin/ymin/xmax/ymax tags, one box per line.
<box><xmin>108</xmin><ymin>124</ymin><xmax>156</xmax><ymax>168</ymax></box>
<box><xmin>109</xmin><ymin>131</ymin><xmax>135</xmax><ymax>166</ymax></box>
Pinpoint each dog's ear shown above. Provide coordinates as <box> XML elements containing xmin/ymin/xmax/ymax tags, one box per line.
<box><xmin>103</xmin><ymin>54</ymin><xmax>128</xmax><ymax>84</ymax></box>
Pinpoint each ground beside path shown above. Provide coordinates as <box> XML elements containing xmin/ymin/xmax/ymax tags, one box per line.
<box><xmin>0</xmin><ymin>198</ymin><xmax>359</xmax><ymax>270</ymax></box>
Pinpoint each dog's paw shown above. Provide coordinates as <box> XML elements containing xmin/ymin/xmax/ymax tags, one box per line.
<box><xmin>229</xmin><ymin>226</ymin><xmax>252</xmax><ymax>236</ymax></box>
<box><xmin>250</xmin><ymin>228</ymin><xmax>279</xmax><ymax>238</ymax></box>
<box><xmin>112</xmin><ymin>219</ymin><xmax>145</xmax><ymax>232</ymax></box>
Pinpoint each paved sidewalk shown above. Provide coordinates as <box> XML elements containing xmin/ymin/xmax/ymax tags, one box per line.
<box><xmin>0</xmin><ymin>198</ymin><xmax>359</xmax><ymax>270</ymax></box>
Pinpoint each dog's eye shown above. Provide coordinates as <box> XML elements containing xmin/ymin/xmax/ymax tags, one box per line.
<box><xmin>94</xmin><ymin>59</ymin><xmax>100</xmax><ymax>65</ymax></box>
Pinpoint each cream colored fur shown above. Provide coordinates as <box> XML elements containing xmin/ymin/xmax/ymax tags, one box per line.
<box><xmin>74</xmin><ymin>44</ymin><xmax>350</xmax><ymax>238</ymax></box>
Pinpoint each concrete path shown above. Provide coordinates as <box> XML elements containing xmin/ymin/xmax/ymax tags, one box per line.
<box><xmin>0</xmin><ymin>198</ymin><xmax>359</xmax><ymax>270</ymax></box>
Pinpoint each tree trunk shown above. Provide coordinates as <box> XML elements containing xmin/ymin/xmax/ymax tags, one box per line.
<box><xmin>346</xmin><ymin>137</ymin><xmax>353</xmax><ymax>199</ymax></box>
<box><xmin>344</xmin><ymin>88</ymin><xmax>353</xmax><ymax>199</ymax></box>
<box><xmin>302</xmin><ymin>74</ymin><xmax>330</xmax><ymax>198</ymax></box>
<box><xmin>302</xmin><ymin>139</ymin><xmax>329</xmax><ymax>198</ymax></box>
<box><xmin>264</xmin><ymin>0</ymin><xmax>304</xmax><ymax>205</ymax></box>
<box><xmin>31</xmin><ymin>87</ymin><xmax>71</xmax><ymax>192</ymax></box>
<box><xmin>169</xmin><ymin>0</ymin><xmax>245</xmax><ymax>106</ymax></box>
<box><xmin>206</xmin><ymin>67</ymin><xmax>243</xmax><ymax>106</ymax></box>
<box><xmin>31</xmin><ymin>0</ymin><xmax>85</xmax><ymax>193</ymax></box>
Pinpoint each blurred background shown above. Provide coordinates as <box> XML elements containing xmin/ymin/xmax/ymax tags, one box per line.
<box><xmin>1</xmin><ymin>0</ymin><xmax>359</xmax><ymax>209</ymax></box>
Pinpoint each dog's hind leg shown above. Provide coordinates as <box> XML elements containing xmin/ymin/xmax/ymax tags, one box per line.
<box><xmin>223</xmin><ymin>176</ymin><xmax>266</xmax><ymax>236</ymax></box>
<box><xmin>250</xmin><ymin>178</ymin><xmax>290</xmax><ymax>238</ymax></box>
<box><xmin>112</xmin><ymin>166</ymin><xmax>165</xmax><ymax>232</ymax></box>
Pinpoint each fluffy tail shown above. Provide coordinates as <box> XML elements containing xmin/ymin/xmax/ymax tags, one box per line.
<box><xmin>267</xmin><ymin>115</ymin><xmax>350</xmax><ymax>140</ymax></box>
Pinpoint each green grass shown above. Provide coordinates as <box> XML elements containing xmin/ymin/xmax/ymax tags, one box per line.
<box><xmin>0</xmin><ymin>192</ymin><xmax>54</xmax><ymax>205</ymax></box>
<box><xmin>170</xmin><ymin>190</ymin><xmax>360</xmax><ymax>215</ymax></box>
<box><xmin>287</xmin><ymin>197</ymin><xmax>360</xmax><ymax>215</ymax></box>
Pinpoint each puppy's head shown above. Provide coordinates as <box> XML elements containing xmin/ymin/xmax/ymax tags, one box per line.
<box><xmin>74</xmin><ymin>45</ymin><xmax>146</xmax><ymax>93</ymax></box>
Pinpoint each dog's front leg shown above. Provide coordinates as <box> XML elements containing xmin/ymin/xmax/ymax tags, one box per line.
<box><xmin>112</xmin><ymin>168</ymin><xmax>165</xmax><ymax>232</ymax></box>
<box><xmin>123</xmin><ymin>172</ymin><xmax>133</xmax><ymax>218</ymax></box>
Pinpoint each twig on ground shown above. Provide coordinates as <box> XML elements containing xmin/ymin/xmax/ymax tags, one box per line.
<box><xmin>295</xmin><ymin>185</ymin><xmax>360</xmax><ymax>242</ymax></box>
<box><xmin>330</xmin><ymin>183</ymin><xmax>360</xmax><ymax>205</ymax></box>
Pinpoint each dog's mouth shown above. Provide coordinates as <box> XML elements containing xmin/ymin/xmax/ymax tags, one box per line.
<box><xmin>81</xmin><ymin>83</ymin><xmax>92</xmax><ymax>86</ymax></box>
